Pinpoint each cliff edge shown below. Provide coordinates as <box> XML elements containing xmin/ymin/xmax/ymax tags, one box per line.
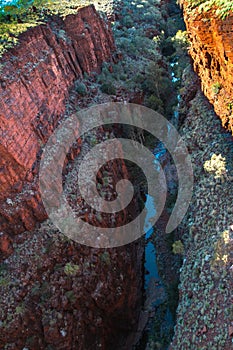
<box><xmin>180</xmin><ymin>0</ymin><xmax>233</xmax><ymax>134</ymax></box>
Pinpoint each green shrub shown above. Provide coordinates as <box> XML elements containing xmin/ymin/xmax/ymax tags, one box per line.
<box><xmin>145</xmin><ymin>94</ymin><xmax>164</xmax><ymax>113</ymax></box>
<box><xmin>0</xmin><ymin>0</ymin><xmax>93</xmax><ymax>56</ymax></box>
<box><xmin>75</xmin><ymin>81</ymin><xmax>87</xmax><ymax>96</ymax></box>
<box><xmin>227</xmin><ymin>101</ymin><xmax>233</xmax><ymax>111</ymax></box>
<box><xmin>65</xmin><ymin>290</ymin><xmax>76</xmax><ymax>303</ymax></box>
<box><xmin>64</xmin><ymin>262</ymin><xmax>80</xmax><ymax>276</ymax></box>
<box><xmin>203</xmin><ymin>153</ymin><xmax>226</xmax><ymax>178</ymax></box>
<box><xmin>15</xmin><ymin>304</ymin><xmax>25</xmax><ymax>315</ymax></box>
<box><xmin>172</xmin><ymin>30</ymin><xmax>189</xmax><ymax>48</ymax></box>
<box><xmin>100</xmin><ymin>81</ymin><xmax>116</xmax><ymax>95</ymax></box>
<box><xmin>97</xmin><ymin>62</ymin><xmax>113</xmax><ymax>83</ymax></box>
<box><xmin>100</xmin><ymin>251</ymin><xmax>111</xmax><ymax>265</ymax></box>
<box><xmin>122</xmin><ymin>15</ymin><xmax>134</xmax><ymax>28</ymax></box>
<box><xmin>172</xmin><ymin>240</ymin><xmax>184</xmax><ymax>255</ymax></box>
<box><xmin>187</xmin><ymin>0</ymin><xmax>233</xmax><ymax>19</ymax></box>
<box><xmin>212</xmin><ymin>82</ymin><xmax>222</xmax><ymax>95</ymax></box>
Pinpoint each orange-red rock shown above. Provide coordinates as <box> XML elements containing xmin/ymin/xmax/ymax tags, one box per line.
<box><xmin>0</xmin><ymin>5</ymin><xmax>116</xmax><ymax>234</ymax></box>
<box><xmin>180</xmin><ymin>1</ymin><xmax>233</xmax><ymax>134</ymax></box>
<box><xmin>0</xmin><ymin>232</ymin><xmax>13</xmax><ymax>258</ymax></box>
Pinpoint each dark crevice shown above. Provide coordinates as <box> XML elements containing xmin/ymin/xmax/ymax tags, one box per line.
<box><xmin>205</xmin><ymin>51</ymin><xmax>212</xmax><ymax>69</ymax></box>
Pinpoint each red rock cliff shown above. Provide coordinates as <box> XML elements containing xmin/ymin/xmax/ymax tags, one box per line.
<box><xmin>0</xmin><ymin>5</ymin><xmax>115</xmax><ymax>236</ymax></box>
<box><xmin>0</xmin><ymin>6</ymin><xmax>144</xmax><ymax>350</ymax></box>
<box><xmin>180</xmin><ymin>1</ymin><xmax>233</xmax><ymax>134</ymax></box>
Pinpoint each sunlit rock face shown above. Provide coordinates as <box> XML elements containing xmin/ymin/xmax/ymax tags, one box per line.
<box><xmin>0</xmin><ymin>5</ymin><xmax>115</xmax><ymax>235</ymax></box>
<box><xmin>180</xmin><ymin>0</ymin><xmax>233</xmax><ymax>134</ymax></box>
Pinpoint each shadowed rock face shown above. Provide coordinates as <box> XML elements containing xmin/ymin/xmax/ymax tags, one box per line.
<box><xmin>0</xmin><ymin>228</ymin><xmax>143</xmax><ymax>350</ymax></box>
<box><xmin>0</xmin><ymin>5</ymin><xmax>144</xmax><ymax>350</ymax></box>
<box><xmin>0</xmin><ymin>5</ymin><xmax>115</xmax><ymax>237</ymax></box>
<box><xmin>180</xmin><ymin>0</ymin><xmax>233</xmax><ymax>134</ymax></box>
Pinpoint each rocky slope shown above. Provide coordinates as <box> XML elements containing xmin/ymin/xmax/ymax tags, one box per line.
<box><xmin>180</xmin><ymin>0</ymin><xmax>233</xmax><ymax>134</ymax></box>
<box><xmin>170</xmin><ymin>65</ymin><xmax>233</xmax><ymax>349</ymax></box>
<box><xmin>163</xmin><ymin>2</ymin><xmax>233</xmax><ymax>348</ymax></box>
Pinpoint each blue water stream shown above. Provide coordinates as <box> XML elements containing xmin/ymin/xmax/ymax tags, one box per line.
<box><xmin>144</xmin><ymin>195</ymin><xmax>158</xmax><ymax>288</ymax></box>
<box><xmin>144</xmin><ymin>139</ymin><xmax>167</xmax><ymax>290</ymax></box>
<box><xmin>142</xmin><ymin>61</ymin><xmax>180</xmax><ymax>341</ymax></box>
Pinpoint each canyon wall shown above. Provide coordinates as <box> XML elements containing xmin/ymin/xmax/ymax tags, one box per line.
<box><xmin>0</xmin><ymin>4</ymin><xmax>115</xmax><ymax>239</ymax></box>
<box><xmin>180</xmin><ymin>1</ymin><xmax>233</xmax><ymax>134</ymax></box>
<box><xmin>169</xmin><ymin>3</ymin><xmax>233</xmax><ymax>347</ymax></box>
<box><xmin>0</xmin><ymin>5</ymin><xmax>144</xmax><ymax>349</ymax></box>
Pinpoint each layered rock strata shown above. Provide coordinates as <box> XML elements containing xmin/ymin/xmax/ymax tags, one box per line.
<box><xmin>180</xmin><ymin>1</ymin><xmax>233</xmax><ymax>134</ymax></box>
<box><xmin>0</xmin><ymin>4</ymin><xmax>115</xmax><ymax>239</ymax></box>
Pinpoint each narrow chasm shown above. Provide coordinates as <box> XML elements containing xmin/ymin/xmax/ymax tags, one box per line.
<box><xmin>1</xmin><ymin>0</ymin><xmax>232</xmax><ymax>349</ymax></box>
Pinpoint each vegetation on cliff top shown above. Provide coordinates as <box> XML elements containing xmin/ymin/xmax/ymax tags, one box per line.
<box><xmin>187</xmin><ymin>0</ymin><xmax>233</xmax><ymax>19</ymax></box>
<box><xmin>0</xmin><ymin>0</ymin><xmax>93</xmax><ymax>56</ymax></box>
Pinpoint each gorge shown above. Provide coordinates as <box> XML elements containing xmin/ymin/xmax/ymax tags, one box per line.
<box><xmin>0</xmin><ymin>0</ymin><xmax>233</xmax><ymax>349</ymax></box>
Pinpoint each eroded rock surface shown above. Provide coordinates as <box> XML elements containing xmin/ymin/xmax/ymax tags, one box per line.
<box><xmin>180</xmin><ymin>1</ymin><xmax>233</xmax><ymax>134</ymax></box>
<box><xmin>0</xmin><ymin>5</ymin><xmax>115</xmax><ymax>237</ymax></box>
